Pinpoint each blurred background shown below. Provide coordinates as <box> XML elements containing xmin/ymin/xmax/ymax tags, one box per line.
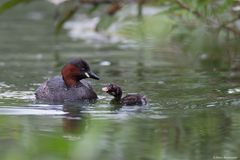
<box><xmin>0</xmin><ymin>0</ymin><xmax>240</xmax><ymax>160</ymax></box>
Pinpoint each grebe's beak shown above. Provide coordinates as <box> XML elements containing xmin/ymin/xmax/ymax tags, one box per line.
<box><xmin>85</xmin><ymin>72</ymin><xmax>100</xmax><ymax>80</ymax></box>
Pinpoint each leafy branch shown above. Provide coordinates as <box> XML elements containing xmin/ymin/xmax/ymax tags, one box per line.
<box><xmin>0</xmin><ymin>0</ymin><xmax>34</xmax><ymax>14</ymax></box>
<box><xmin>174</xmin><ymin>0</ymin><xmax>240</xmax><ymax>36</ymax></box>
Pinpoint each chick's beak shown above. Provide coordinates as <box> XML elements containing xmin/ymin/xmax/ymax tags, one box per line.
<box><xmin>102</xmin><ymin>87</ymin><xmax>109</xmax><ymax>92</ymax></box>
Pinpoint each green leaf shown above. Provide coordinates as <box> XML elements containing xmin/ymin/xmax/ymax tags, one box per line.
<box><xmin>0</xmin><ymin>0</ymin><xmax>34</xmax><ymax>14</ymax></box>
<box><xmin>213</xmin><ymin>0</ymin><xmax>235</xmax><ymax>14</ymax></box>
<box><xmin>87</xmin><ymin>4</ymin><xmax>100</xmax><ymax>15</ymax></box>
<box><xmin>55</xmin><ymin>6</ymin><xmax>78</xmax><ymax>35</ymax></box>
<box><xmin>96</xmin><ymin>15</ymin><xmax>117</xmax><ymax>31</ymax></box>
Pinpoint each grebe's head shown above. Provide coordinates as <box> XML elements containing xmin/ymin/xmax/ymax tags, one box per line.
<box><xmin>61</xmin><ymin>58</ymin><xmax>99</xmax><ymax>87</ymax></box>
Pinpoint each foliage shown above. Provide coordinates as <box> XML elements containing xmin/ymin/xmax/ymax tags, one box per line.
<box><xmin>120</xmin><ymin>15</ymin><xmax>174</xmax><ymax>49</ymax></box>
<box><xmin>55</xmin><ymin>1</ymin><xmax>79</xmax><ymax>34</ymax></box>
<box><xmin>0</xmin><ymin>0</ymin><xmax>239</xmax><ymax>36</ymax></box>
<box><xmin>0</xmin><ymin>0</ymin><xmax>240</xmax><ymax>69</ymax></box>
<box><xmin>0</xmin><ymin>0</ymin><xmax>34</xmax><ymax>14</ymax></box>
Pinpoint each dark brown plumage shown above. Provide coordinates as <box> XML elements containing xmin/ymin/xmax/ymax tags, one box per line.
<box><xmin>35</xmin><ymin>58</ymin><xmax>99</xmax><ymax>103</ymax></box>
<box><xmin>102</xmin><ymin>83</ymin><xmax>148</xmax><ymax>106</ymax></box>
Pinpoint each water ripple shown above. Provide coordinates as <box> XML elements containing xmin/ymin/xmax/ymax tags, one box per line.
<box><xmin>0</xmin><ymin>91</ymin><xmax>35</xmax><ymax>100</ymax></box>
<box><xmin>0</xmin><ymin>82</ymin><xmax>12</xmax><ymax>88</ymax></box>
<box><xmin>228</xmin><ymin>88</ymin><xmax>240</xmax><ymax>94</ymax></box>
<box><xmin>0</xmin><ymin>107</ymin><xmax>66</xmax><ymax>115</ymax></box>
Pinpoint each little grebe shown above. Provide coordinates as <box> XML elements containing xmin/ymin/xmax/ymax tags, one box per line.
<box><xmin>35</xmin><ymin>58</ymin><xmax>99</xmax><ymax>102</ymax></box>
<box><xmin>102</xmin><ymin>83</ymin><xmax>148</xmax><ymax>106</ymax></box>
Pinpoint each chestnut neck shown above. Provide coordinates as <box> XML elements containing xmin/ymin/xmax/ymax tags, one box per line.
<box><xmin>61</xmin><ymin>64</ymin><xmax>81</xmax><ymax>88</ymax></box>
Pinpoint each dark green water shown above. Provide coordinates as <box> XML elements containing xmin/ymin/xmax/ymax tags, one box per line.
<box><xmin>0</xmin><ymin>1</ymin><xmax>240</xmax><ymax>160</ymax></box>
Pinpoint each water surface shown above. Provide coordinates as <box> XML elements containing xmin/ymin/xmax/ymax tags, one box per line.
<box><xmin>0</xmin><ymin>1</ymin><xmax>240</xmax><ymax>160</ymax></box>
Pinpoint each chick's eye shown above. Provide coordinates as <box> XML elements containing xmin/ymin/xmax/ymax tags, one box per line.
<box><xmin>81</xmin><ymin>68</ymin><xmax>86</xmax><ymax>71</ymax></box>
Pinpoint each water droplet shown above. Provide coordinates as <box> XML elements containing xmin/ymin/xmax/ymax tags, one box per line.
<box><xmin>0</xmin><ymin>62</ymin><xmax>5</xmax><ymax>66</ymax></box>
<box><xmin>36</xmin><ymin>53</ymin><xmax>43</xmax><ymax>60</ymax></box>
<box><xmin>99</xmin><ymin>61</ymin><xmax>111</xmax><ymax>66</ymax></box>
<box><xmin>157</xmin><ymin>81</ymin><xmax>165</xmax><ymax>85</ymax></box>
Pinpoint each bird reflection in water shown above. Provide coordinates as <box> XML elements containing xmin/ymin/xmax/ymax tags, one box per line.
<box><xmin>62</xmin><ymin>104</ymin><xmax>90</xmax><ymax>135</ymax></box>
